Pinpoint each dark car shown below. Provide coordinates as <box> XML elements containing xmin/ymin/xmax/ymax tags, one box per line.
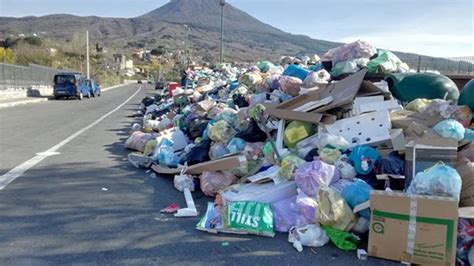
<box><xmin>87</xmin><ymin>79</ymin><xmax>101</xmax><ymax>97</ymax></box>
<box><xmin>54</xmin><ymin>73</ymin><xmax>91</xmax><ymax>100</ymax></box>
<box><xmin>155</xmin><ymin>81</ymin><xmax>165</xmax><ymax>91</ymax></box>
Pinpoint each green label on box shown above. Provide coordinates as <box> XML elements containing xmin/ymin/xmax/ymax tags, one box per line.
<box><xmin>225</xmin><ymin>201</ymin><xmax>275</xmax><ymax>237</ymax></box>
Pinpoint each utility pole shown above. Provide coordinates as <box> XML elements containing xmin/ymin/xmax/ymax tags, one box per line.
<box><xmin>219</xmin><ymin>0</ymin><xmax>225</xmax><ymax>64</ymax></box>
<box><xmin>184</xmin><ymin>24</ymin><xmax>189</xmax><ymax>69</ymax></box>
<box><xmin>86</xmin><ymin>30</ymin><xmax>90</xmax><ymax>79</ymax></box>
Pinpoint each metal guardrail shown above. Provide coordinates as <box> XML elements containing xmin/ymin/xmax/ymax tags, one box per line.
<box><xmin>404</xmin><ymin>56</ymin><xmax>474</xmax><ymax>75</ymax></box>
<box><xmin>0</xmin><ymin>63</ymin><xmax>78</xmax><ymax>89</ymax></box>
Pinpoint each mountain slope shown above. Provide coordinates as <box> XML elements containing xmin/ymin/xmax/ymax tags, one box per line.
<box><xmin>0</xmin><ymin>0</ymin><xmax>430</xmax><ymax>64</ymax></box>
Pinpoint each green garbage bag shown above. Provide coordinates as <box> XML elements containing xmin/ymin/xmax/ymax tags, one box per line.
<box><xmin>386</xmin><ymin>73</ymin><xmax>459</xmax><ymax>102</ymax></box>
<box><xmin>367</xmin><ymin>50</ymin><xmax>409</xmax><ymax>74</ymax></box>
<box><xmin>459</xmin><ymin>79</ymin><xmax>474</xmax><ymax>110</ymax></box>
<box><xmin>257</xmin><ymin>61</ymin><xmax>276</xmax><ymax>73</ymax></box>
<box><xmin>284</xmin><ymin>121</ymin><xmax>315</xmax><ymax>148</ymax></box>
<box><xmin>322</xmin><ymin>225</ymin><xmax>360</xmax><ymax>251</ymax></box>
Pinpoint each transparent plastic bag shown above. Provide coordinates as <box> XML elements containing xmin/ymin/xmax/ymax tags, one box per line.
<box><xmin>279</xmin><ymin>155</ymin><xmax>306</xmax><ymax>180</ymax></box>
<box><xmin>319</xmin><ymin>147</ymin><xmax>342</xmax><ymax>165</ymax></box>
<box><xmin>284</xmin><ymin>121</ymin><xmax>315</xmax><ymax>148</ymax></box>
<box><xmin>215</xmin><ymin>108</ymin><xmax>240</xmax><ymax>128</ymax></box>
<box><xmin>208</xmin><ymin>120</ymin><xmax>236</xmax><ymax>144</ymax></box>
<box><xmin>288</xmin><ymin>224</ymin><xmax>329</xmax><ymax>252</ymax></box>
<box><xmin>209</xmin><ymin>142</ymin><xmax>230</xmax><ymax>160</ymax></box>
<box><xmin>272</xmin><ymin>196</ymin><xmax>313</xmax><ymax>233</ymax></box>
<box><xmin>296</xmin><ymin>189</ymin><xmax>318</xmax><ymax>223</ymax></box>
<box><xmin>158</xmin><ymin>139</ymin><xmax>180</xmax><ymax>167</ymax></box>
<box><xmin>318</xmin><ymin>133</ymin><xmax>350</xmax><ymax>151</ymax></box>
<box><xmin>279</xmin><ymin>76</ymin><xmax>302</xmax><ymax>96</ymax></box>
<box><xmin>317</xmin><ymin>186</ymin><xmax>356</xmax><ymax>231</ymax></box>
<box><xmin>227</xmin><ymin>138</ymin><xmax>247</xmax><ymax>154</ymax></box>
<box><xmin>125</xmin><ymin>131</ymin><xmax>155</xmax><ymax>152</ymax></box>
<box><xmin>334</xmin><ymin>155</ymin><xmax>357</xmax><ymax>180</ymax></box>
<box><xmin>407</xmin><ymin>163</ymin><xmax>462</xmax><ymax>199</ymax></box>
<box><xmin>200</xmin><ymin>171</ymin><xmax>237</xmax><ymax>197</ymax></box>
<box><xmin>294</xmin><ymin>159</ymin><xmax>340</xmax><ymax>197</ymax></box>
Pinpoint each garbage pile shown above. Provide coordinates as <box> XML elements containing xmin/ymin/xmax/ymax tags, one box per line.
<box><xmin>125</xmin><ymin>40</ymin><xmax>474</xmax><ymax>265</ymax></box>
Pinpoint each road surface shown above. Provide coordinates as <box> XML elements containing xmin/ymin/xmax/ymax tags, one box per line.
<box><xmin>0</xmin><ymin>84</ymin><xmax>397</xmax><ymax>265</ymax></box>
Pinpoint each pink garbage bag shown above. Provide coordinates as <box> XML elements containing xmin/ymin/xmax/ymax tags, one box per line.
<box><xmin>294</xmin><ymin>159</ymin><xmax>340</xmax><ymax>197</ymax></box>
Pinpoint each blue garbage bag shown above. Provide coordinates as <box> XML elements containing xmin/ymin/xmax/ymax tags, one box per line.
<box><xmin>406</xmin><ymin>164</ymin><xmax>462</xmax><ymax>199</ymax></box>
<box><xmin>283</xmin><ymin>64</ymin><xmax>310</xmax><ymax>81</ymax></box>
<box><xmin>348</xmin><ymin>145</ymin><xmax>380</xmax><ymax>175</ymax></box>
<box><xmin>341</xmin><ymin>179</ymin><xmax>373</xmax><ymax>219</ymax></box>
<box><xmin>433</xmin><ymin>119</ymin><xmax>465</xmax><ymax>141</ymax></box>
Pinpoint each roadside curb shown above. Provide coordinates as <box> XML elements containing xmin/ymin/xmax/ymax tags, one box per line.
<box><xmin>0</xmin><ymin>84</ymin><xmax>128</xmax><ymax>109</ymax></box>
<box><xmin>102</xmin><ymin>84</ymin><xmax>126</xmax><ymax>92</ymax></box>
<box><xmin>0</xmin><ymin>98</ymin><xmax>50</xmax><ymax>109</ymax></box>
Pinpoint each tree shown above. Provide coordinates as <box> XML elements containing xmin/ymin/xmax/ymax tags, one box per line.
<box><xmin>151</xmin><ymin>45</ymin><xmax>166</xmax><ymax>56</ymax></box>
<box><xmin>0</xmin><ymin>47</ymin><xmax>16</xmax><ymax>63</ymax></box>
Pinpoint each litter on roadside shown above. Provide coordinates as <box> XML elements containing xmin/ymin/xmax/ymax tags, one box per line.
<box><xmin>122</xmin><ymin>40</ymin><xmax>474</xmax><ymax>265</ymax></box>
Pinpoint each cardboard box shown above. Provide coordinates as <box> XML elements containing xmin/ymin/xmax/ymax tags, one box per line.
<box><xmin>458</xmin><ymin>160</ymin><xmax>474</xmax><ymax>207</ymax></box>
<box><xmin>369</xmin><ymin>191</ymin><xmax>458</xmax><ymax>265</ymax></box>
<box><xmin>391</xmin><ymin>110</ymin><xmax>443</xmax><ymax>130</ymax></box>
<box><xmin>405</xmin><ymin>138</ymin><xmax>458</xmax><ymax>186</ymax></box>
<box><xmin>151</xmin><ymin>155</ymin><xmax>246</xmax><ymax>175</ymax></box>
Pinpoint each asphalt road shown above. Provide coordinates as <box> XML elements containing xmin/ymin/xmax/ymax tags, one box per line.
<box><xmin>0</xmin><ymin>84</ymin><xmax>398</xmax><ymax>265</ymax></box>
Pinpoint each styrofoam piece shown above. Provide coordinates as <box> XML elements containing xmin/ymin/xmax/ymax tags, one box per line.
<box><xmin>174</xmin><ymin>188</ymin><xmax>198</xmax><ymax>217</ymax></box>
<box><xmin>324</xmin><ymin>111</ymin><xmax>392</xmax><ymax>147</ymax></box>
<box><xmin>352</xmin><ymin>96</ymin><xmax>401</xmax><ymax>115</ymax></box>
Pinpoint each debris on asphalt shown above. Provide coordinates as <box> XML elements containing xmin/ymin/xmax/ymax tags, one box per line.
<box><xmin>101</xmin><ymin>187</ymin><xmax>109</xmax><ymax>191</ymax></box>
<box><xmin>122</xmin><ymin>40</ymin><xmax>474</xmax><ymax>265</ymax></box>
<box><xmin>160</xmin><ymin>203</ymin><xmax>180</xmax><ymax>214</ymax></box>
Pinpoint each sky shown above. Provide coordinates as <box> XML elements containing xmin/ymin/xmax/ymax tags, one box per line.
<box><xmin>1</xmin><ymin>0</ymin><xmax>473</xmax><ymax>57</ymax></box>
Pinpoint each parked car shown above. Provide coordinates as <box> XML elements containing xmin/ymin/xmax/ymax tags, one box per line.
<box><xmin>53</xmin><ymin>73</ymin><xmax>91</xmax><ymax>100</ymax></box>
<box><xmin>87</xmin><ymin>79</ymin><xmax>101</xmax><ymax>97</ymax></box>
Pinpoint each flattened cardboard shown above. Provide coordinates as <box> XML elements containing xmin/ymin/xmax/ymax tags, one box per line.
<box><xmin>264</xmin><ymin>103</ymin><xmax>336</xmax><ymax>124</ymax></box>
<box><xmin>356</xmin><ymin>80</ymin><xmax>391</xmax><ymax>99</ymax></box>
<box><xmin>313</xmin><ymin>69</ymin><xmax>368</xmax><ymax>112</ymax></box>
<box><xmin>390</xmin><ymin>110</ymin><xmax>442</xmax><ymax>130</ymax></box>
<box><xmin>151</xmin><ymin>155</ymin><xmax>246</xmax><ymax>175</ymax></box>
<box><xmin>369</xmin><ymin>191</ymin><xmax>458</xmax><ymax>265</ymax></box>
<box><xmin>264</xmin><ymin>70</ymin><xmax>367</xmax><ymax>123</ymax></box>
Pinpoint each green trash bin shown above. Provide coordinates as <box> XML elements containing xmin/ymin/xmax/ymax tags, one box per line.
<box><xmin>458</xmin><ymin>79</ymin><xmax>474</xmax><ymax>110</ymax></box>
<box><xmin>386</xmin><ymin>73</ymin><xmax>459</xmax><ymax>102</ymax></box>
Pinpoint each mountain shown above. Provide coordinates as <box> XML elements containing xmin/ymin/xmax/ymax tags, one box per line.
<box><xmin>0</xmin><ymin>0</ymin><xmax>439</xmax><ymax>64</ymax></box>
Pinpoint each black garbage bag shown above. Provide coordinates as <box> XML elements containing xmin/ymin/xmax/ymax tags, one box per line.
<box><xmin>187</xmin><ymin>118</ymin><xmax>209</xmax><ymax>141</ymax></box>
<box><xmin>180</xmin><ymin>139</ymin><xmax>211</xmax><ymax>166</ymax></box>
<box><xmin>377</xmin><ymin>151</ymin><xmax>405</xmax><ymax>176</ymax></box>
<box><xmin>357</xmin><ymin>171</ymin><xmax>384</xmax><ymax>190</ymax></box>
<box><xmin>233</xmin><ymin>94</ymin><xmax>249</xmax><ymax>108</ymax></box>
<box><xmin>304</xmin><ymin>148</ymin><xmax>319</xmax><ymax>162</ymax></box>
<box><xmin>235</xmin><ymin>119</ymin><xmax>267</xmax><ymax>143</ymax></box>
<box><xmin>141</xmin><ymin>96</ymin><xmax>155</xmax><ymax>107</ymax></box>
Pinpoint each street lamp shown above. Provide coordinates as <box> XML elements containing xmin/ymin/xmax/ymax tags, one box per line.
<box><xmin>219</xmin><ymin>0</ymin><xmax>225</xmax><ymax>64</ymax></box>
<box><xmin>183</xmin><ymin>24</ymin><xmax>189</xmax><ymax>69</ymax></box>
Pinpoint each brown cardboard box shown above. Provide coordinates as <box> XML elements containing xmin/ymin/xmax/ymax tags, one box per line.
<box><xmin>369</xmin><ymin>191</ymin><xmax>458</xmax><ymax>265</ymax></box>
<box><xmin>391</xmin><ymin>110</ymin><xmax>443</xmax><ymax>130</ymax></box>
<box><xmin>458</xmin><ymin>160</ymin><xmax>474</xmax><ymax>207</ymax></box>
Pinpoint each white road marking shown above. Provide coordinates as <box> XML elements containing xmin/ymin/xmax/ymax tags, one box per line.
<box><xmin>0</xmin><ymin>86</ymin><xmax>142</xmax><ymax>190</ymax></box>
<box><xmin>36</xmin><ymin>151</ymin><xmax>61</xmax><ymax>156</ymax></box>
